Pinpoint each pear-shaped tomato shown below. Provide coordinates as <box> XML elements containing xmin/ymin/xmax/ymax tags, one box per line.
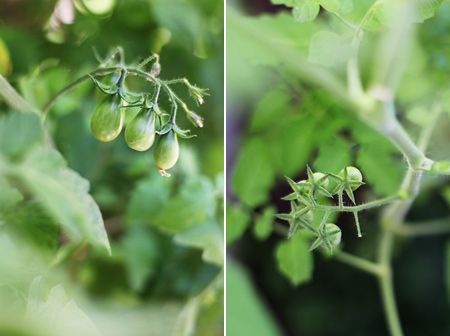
<box><xmin>90</xmin><ymin>93</ymin><xmax>124</xmax><ymax>142</ymax></box>
<box><xmin>153</xmin><ymin>130</ymin><xmax>179</xmax><ymax>170</ymax></box>
<box><xmin>125</xmin><ymin>108</ymin><xmax>156</xmax><ymax>151</ymax></box>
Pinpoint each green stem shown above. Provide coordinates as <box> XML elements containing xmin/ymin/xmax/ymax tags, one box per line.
<box><xmin>314</xmin><ymin>194</ymin><xmax>399</xmax><ymax>213</ymax></box>
<box><xmin>347</xmin><ymin>32</ymin><xmax>364</xmax><ymax>99</ymax></box>
<box><xmin>42</xmin><ymin>67</ymin><xmax>121</xmax><ymax>120</ymax></box>
<box><xmin>376</xmin><ymin>169</ymin><xmax>422</xmax><ymax>336</ymax></box>
<box><xmin>0</xmin><ymin>74</ymin><xmax>37</xmax><ymax>113</ymax></box>
<box><xmin>394</xmin><ymin>219</ymin><xmax>450</xmax><ymax>236</ymax></box>
<box><xmin>332</xmin><ymin>13</ymin><xmax>357</xmax><ymax>30</ymax></box>
<box><xmin>334</xmin><ymin>251</ymin><xmax>382</xmax><ymax>276</ymax></box>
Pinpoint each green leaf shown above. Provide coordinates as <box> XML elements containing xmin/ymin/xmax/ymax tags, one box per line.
<box><xmin>364</xmin><ymin>0</ymin><xmax>444</xmax><ymax>31</ymax></box>
<box><xmin>292</xmin><ymin>0</ymin><xmax>320</xmax><ymax>23</ymax></box>
<box><xmin>174</xmin><ymin>218</ymin><xmax>224</xmax><ymax>266</ymax></box>
<box><xmin>20</xmin><ymin>146</ymin><xmax>111</xmax><ymax>255</ymax></box>
<box><xmin>271</xmin><ymin>0</ymin><xmax>296</xmax><ymax>5</ymax></box>
<box><xmin>2</xmin><ymin>201</ymin><xmax>59</xmax><ymax>251</ymax></box>
<box><xmin>226</xmin><ymin>204</ymin><xmax>250</xmax><ymax>246</ymax></box>
<box><xmin>313</xmin><ymin>136</ymin><xmax>351</xmax><ymax>176</ymax></box>
<box><xmin>121</xmin><ymin>223</ymin><xmax>159</xmax><ymax>292</ymax></box>
<box><xmin>226</xmin><ymin>259</ymin><xmax>283</xmax><ymax>336</ymax></box>
<box><xmin>250</xmin><ymin>87</ymin><xmax>291</xmax><ymax>133</ymax></box>
<box><xmin>355</xmin><ymin>142</ymin><xmax>402</xmax><ymax>196</ymax></box>
<box><xmin>232</xmin><ymin>138</ymin><xmax>276</xmax><ymax>207</ymax></box>
<box><xmin>319</xmin><ymin>0</ymin><xmax>340</xmax><ymax>13</ymax></box>
<box><xmin>338</xmin><ymin>0</ymin><xmax>353</xmax><ymax>14</ymax></box>
<box><xmin>308</xmin><ymin>31</ymin><xmax>351</xmax><ymax>67</ymax></box>
<box><xmin>275</xmin><ymin>232</ymin><xmax>313</xmax><ymax>286</ymax></box>
<box><xmin>0</xmin><ymin>179</ymin><xmax>23</xmax><ymax>212</ymax></box>
<box><xmin>253</xmin><ymin>206</ymin><xmax>276</xmax><ymax>241</ymax></box>
<box><xmin>152</xmin><ymin>176</ymin><xmax>216</xmax><ymax>234</ymax></box>
<box><xmin>0</xmin><ymin>112</ymin><xmax>42</xmax><ymax>158</ymax></box>
<box><xmin>26</xmin><ymin>276</ymin><xmax>101</xmax><ymax>336</ymax></box>
<box><xmin>278</xmin><ymin>113</ymin><xmax>320</xmax><ymax>176</ymax></box>
<box><xmin>126</xmin><ymin>173</ymin><xmax>172</xmax><ymax>221</ymax></box>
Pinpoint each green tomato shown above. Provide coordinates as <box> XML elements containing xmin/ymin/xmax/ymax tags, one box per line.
<box><xmin>153</xmin><ymin>130</ymin><xmax>179</xmax><ymax>170</ymax></box>
<box><xmin>313</xmin><ymin>172</ymin><xmax>329</xmax><ymax>188</ymax></box>
<box><xmin>125</xmin><ymin>108</ymin><xmax>156</xmax><ymax>151</ymax></box>
<box><xmin>324</xmin><ymin>223</ymin><xmax>341</xmax><ymax>248</ymax></box>
<box><xmin>90</xmin><ymin>93</ymin><xmax>124</xmax><ymax>142</ymax></box>
<box><xmin>339</xmin><ymin>166</ymin><xmax>363</xmax><ymax>190</ymax></box>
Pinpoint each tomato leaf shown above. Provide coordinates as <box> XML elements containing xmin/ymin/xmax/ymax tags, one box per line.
<box><xmin>292</xmin><ymin>0</ymin><xmax>320</xmax><ymax>23</ymax></box>
<box><xmin>253</xmin><ymin>206</ymin><xmax>276</xmax><ymax>241</ymax></box>
<box><xmin>276</xmin><ymin>231</ymin><xmax>314</xmax><ymax>286</ymax></box>
<box><xmin>226</xmin><ymin>204</ymin><xmax>250</xmax><ymax>246</ymax></box>
<box><xmin>308</xmin><ymin>31</ymin><xmax>351</xmax><ymax>67</ymax></box>
<box><xmin>232</xmin><ymin>137</ymin><xmax>276</xmax><ymax>208</ymax></box>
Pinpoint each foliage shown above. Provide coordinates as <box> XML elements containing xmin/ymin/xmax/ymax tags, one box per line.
<box><xmin>227</xmin><ymin>0</ymin><xmax>450</xmax><ymax>335</ymax></box>
<box><xmin>0</xmin><ymin>1</ymin><xmax>224</xmax><ymax>335</ymax></box>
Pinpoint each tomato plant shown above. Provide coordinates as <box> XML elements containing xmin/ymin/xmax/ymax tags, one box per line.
<box><xmin>0</xmin><ymin>1</ymin><xmax>224</xmax><ymax>335</ymax></box>
<box><xmin>227</xmin><ymin>1</ymin><xmax>450</xmax><ymax>335</ymax></box>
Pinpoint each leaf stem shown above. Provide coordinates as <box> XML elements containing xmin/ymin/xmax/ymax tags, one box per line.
<box><xmin>332</xmin><ymin>13</ymin><xmax>357</xmax><ymax>30</ymax></box>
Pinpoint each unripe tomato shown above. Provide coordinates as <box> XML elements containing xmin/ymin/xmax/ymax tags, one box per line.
<box><xmin>125</xmin><ymin>108</ymin><xmax>156</xmax><ymax>151</ymax></box>
<box><xmin>90</xmin><ymin>93</ymin><xmax>124</xmax><ymax>142</ymax></box>
<box><xmin>153</xmin><ymin>130</ymin><xmax>179</xmax><ymax>170</ymax></box>
<box><xmin>324</xmin><ymin>223</ymin><xmax>342</xmax><ymax>248</ymax></box>
<box><xmin>313</xmin><ymin>172</ymin><xmax>329</xmax><ymax>188</ymax></box>
<box><xmin>339</xmin><ymin>166</ymin><xmax>363</xmax><ymax>190</ymax></box>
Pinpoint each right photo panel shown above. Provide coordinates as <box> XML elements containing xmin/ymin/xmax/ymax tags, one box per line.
<box><xmin>226</xmin><ymin>1</ymin><xmax>450</xmax><ymax>335</ymax></box>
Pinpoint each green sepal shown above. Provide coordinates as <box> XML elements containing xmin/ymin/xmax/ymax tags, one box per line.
<box><xmin>89</xmin><ymin>74</ymin><xmax>118</xmax><ymax>95</ymax></box>
<box><xmin>309</xmin><ymin>237</ymin><xmax>323</xmax><ymax>252</ymax></box>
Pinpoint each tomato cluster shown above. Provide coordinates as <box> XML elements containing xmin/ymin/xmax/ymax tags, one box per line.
<box><xmin>278</xmin><ymin>166</ymin><xmax>364</xmax><ymax>253</ymax></box>
<box><xmin>85</xmin><ymin>51</ymin><xmax>206</xmax><ymax>177</ymax></box>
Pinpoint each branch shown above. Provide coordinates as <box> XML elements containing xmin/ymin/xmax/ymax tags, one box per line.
<box><xmin>0</xmin><ymin>74</ymin><xmax>37</xmax><ymax>113</ymax></box>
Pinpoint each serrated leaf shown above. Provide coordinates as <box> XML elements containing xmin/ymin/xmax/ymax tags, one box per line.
<box><xmin>275</xmin><ymin>232</ymin><xmax>313</xmax><ymax>286</ymax></box>
<box><xmin>174</xmin><ymin>218</ymin><xmax>224</xmax><ymax>266</ymax></box>
<box><xmin>253</xmin><ymin>206</ymin><xmax>276</xmax><ymax>241</ymax></box>
<box><xmin>319</xmin><ymin>0</ymin><xmax>340</xmax><ymax>13</ymax></box>
<box><xmin>20</xmin><ymin>146</ymin><xmax>111</xmax><ymax>255</ymax></box>
<box><xmin>292</xmin><ymin>0</ymin><xmax>320</xmax><ymax>23</ymax></box>
<box><xmin>152</xmin><ymin>176</ymin><xmax>216</xmax><ymax>234</ymax></box>
<box><xmin>226</xmin><ymin>204</ymin><xmax>250</xmax><ymax>246</ymax></box>
<box><xmin>121</xmin><ymin>223</ymin><xmax>159</xmax><ymax>292</ymax></box>
<box><xmin>308</xmin><ymin>31</ymin><xmax>351</xmax><ymax>67</ymax></box>
<box><xmin>232</xmin><ymin>138</ymin><xmax>276</xmax><ymax>208</ymax></box>
<box><xmin>0</xmin><ymin>112</ymin><xmax>43</xmax><ymax>158</ymax></box>
<box><xmin>26</xmin><ymin>276</ymin><xmax>101</xmax><ymax>336</ymax></box>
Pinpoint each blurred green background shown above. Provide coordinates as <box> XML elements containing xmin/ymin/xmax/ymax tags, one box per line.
<box><xmin>226</xmin><ymin>0</ymin><xmax>450</xmax><ymax>335</ymax></box>
<box><xmin>0</xmin><ymin>0</ymin><xmax>223</xmax><ymax>335</ymax></box>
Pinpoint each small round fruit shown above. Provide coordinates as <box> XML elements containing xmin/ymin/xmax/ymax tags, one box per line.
<box><xmin>125</xmin><ymin>108</ymin><xmax>156</xmax><ymax>151</ymax></box>
<box><xmin>313</xmin><ymin>172</ymin><xmax>329</xmax><ymax>188</ymax></box>
<box><xmin>339</xmin><ymin>166</ymin><xmax>363</xmax><ymax>190</ymax></box>
<box><xmin>153</xmin><ymin>130</ymin><xmax>179</xmax><ymax>170</ymax></box>
<box><xmin>90</xmin><ymin>93</ymin><xmax>124</xmax><ymax>142</ymax></box>
<box><xmin>324</xmin><ymin>223</ymin><xmax>342</xmax><ymax>248</ymax></box>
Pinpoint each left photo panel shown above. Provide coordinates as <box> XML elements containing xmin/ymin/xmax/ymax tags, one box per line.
<box><xmin>0</xmin><ymin>1</ymin><xmax>224</xmax><ymax>335</ymax></box>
